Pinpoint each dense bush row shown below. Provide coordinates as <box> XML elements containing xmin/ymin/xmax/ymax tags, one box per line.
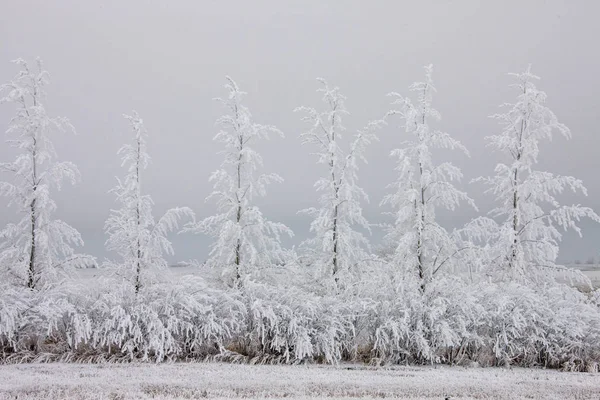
<box><xmin>1</xmin><ymin>269</ymin><xmax>599</xmax><ymax>372</ymax></box>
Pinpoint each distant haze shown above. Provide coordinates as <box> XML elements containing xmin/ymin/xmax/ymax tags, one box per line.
<box><xmin>1</xmin><ymin>0</ymin><xmax>599</xmax><ymax>263</ymax></box>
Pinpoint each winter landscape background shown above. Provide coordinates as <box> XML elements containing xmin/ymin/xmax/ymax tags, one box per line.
<box><xmin>1</xmin><ymin>1</ymin><xmax>600</xmax><ymax>399</ymax></box>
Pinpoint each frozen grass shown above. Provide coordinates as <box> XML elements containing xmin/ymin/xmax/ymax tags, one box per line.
<box><xmin>1</xmin><ymin>362</ymin><xmax>598</xmax><ymax>399</ymax></box>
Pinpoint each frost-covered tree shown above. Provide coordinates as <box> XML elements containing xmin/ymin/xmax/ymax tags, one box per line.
<box><xmin>381</xmin><ymin>65</ymin><xmax>475</xmax><ymax>291</ymax></box>
<box><xmin>296</xmin><ymin>79</ymin><xmax>380</xmax><ymax>284</ymax></box>
<box><xmin>105</xmin><ymin>112</ymin><xmax>193</xmax><ymax>293</ymax></box>
<box><xmin>473</xmin><ymin>66</ymin><xmax>599</xmax><ymax>282</ymax></box>
<box><xmin>0</xmin><ymin>58</ymin><xmax>93</xmax><ymax>289</ymax></box>
<box><xmin>185</xmin><ymin>77</ymin><xmax>292</xmax><ymax>287</ymax></box>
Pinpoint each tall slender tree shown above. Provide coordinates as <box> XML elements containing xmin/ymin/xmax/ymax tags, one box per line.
<box><xmin>104</xmin><ymin>112</ymin><xmax>193</xmax><ymax>293</ymax></box>
<box><xmin>0</xmin><ymin>58</ymin><xmax>93</xmax><ymax>289</ymax></box>
<box><xmin>473</xmin><ymin>66</ymin><xmax>599</xmax><ymax>282</ymax></box>
<box><xmin>381</xmin><ymin>65</ymin><xmax>475</xmax><ymax>291</ymax></box>
<box><xmin>296</xmin><ymin>79</ymin><xmax>380</xmax><ymax>285</ymax></box>
<box><xmin>186</xmin><ymin>77</ymin><xmax>292</xmax><ymax>287</ymax></box>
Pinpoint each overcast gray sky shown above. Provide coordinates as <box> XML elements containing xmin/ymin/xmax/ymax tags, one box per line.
<box><xmin>1</xmin><ymin>0</ymin><xmax>599</xmax><ymax>263</ymax></box>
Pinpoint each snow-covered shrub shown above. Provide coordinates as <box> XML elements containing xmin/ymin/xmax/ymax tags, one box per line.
<box><xmin>466</xmin><ymin>282</ymin><xmax>600</xmax><ymax>370</ymax></box>
<box><xmin>71</xmin><ymin>276</ymin><xmax>245</xmax><ymax>362</ymax></box>
<box><xmin>544</xmin><ymin>286</ymin><xmax>600</xmax><ymax>371</ymax></box>
<box><xmin>0</xmin><ymin>284</ymin><xmax>22</xmax><ymax>354</ymax></box>
<box><xmin>354</xmin><ymin>272</ymin><xmax>484</xmax><ymax>366</ymax></box>
<box><xmin>0</xmin><ymin>275</ymin><xmax>247</xmax><ymax>363</ymax></box>
<box><xmin>0</xmin><ymin>284</ymin><xmax>82</xmax><ymax>362</ymax></box>
<box><xmin>473</xmin><ymin>282</ymin><xmax>550</xmax><ymax>367</ymax></box>
<box><xmin>339</xmin><ymin>257</ymin><xmax>600</xmax><ymax>370</ymax></box>
<box><xmin>2</xmin><ymin>268</ymin><xmax>599</xmax><ymax>369</ymax></box>
<box><xmin>238</xmin><ymin>280</ymin><xmax>355</xmax><ymax>364</ymax></box>
<box><xmin>590</xmin><ymin>288</ymin><xmax>600</xmax><ymax>307</ymax></box>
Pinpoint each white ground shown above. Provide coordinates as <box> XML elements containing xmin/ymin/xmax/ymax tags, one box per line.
<box><xmin>1</xmin><ymin>362</ymin><xmax>598</xmax><ymax>399</ymax></box>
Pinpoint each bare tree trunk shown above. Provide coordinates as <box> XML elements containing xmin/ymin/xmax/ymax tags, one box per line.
<box><xmin>331</xmin><ymin>202</ymin><xmax>339</xmax><ymax>282</ymax></box>
<box><xmin>416</xmin><ymin>185</ymin><xmax>426</xmax><ymax>293</ymax></box>
<box><xmin>415</xmin><ymin>184</ymin><xmax>426</xmax><ymax>293</ymax></box>
<box><xmin>27</xmin><ymin>137</ymin><xmax>38</xmax><ymax>289</ymax></box>
<box><xmin>135</xmin><ymin>218</ymin><xmax>141</xmax><ymax>294</ymax></box>
<box><xmin>509</xmin><ymin>168</ymin><xmax>519</xmax><ymax>271</ymax></box>
<box><xmin>27</xmin><ymin>94</ymin><xmax>39</xmax><ymax>290</ymax></box>
<box><xmin>330</xmin><ymin>110</ymin><xmax>341</xmax><ymax>283</ymax></box>
<box><xmin>234</xmin><ymin>111</ymin><xmax>243</xmax><ymax>287</ymax></box>
<box><xmin>27</xmin><ymin>199</ymin><xmax>36</xmax><ymax>289</ymax></box>
<box><xmin>416</xmin><ymin>108</ymin><xmax>427</xmax><ymax>293</ymax></box>
<box><xmin>235</xmin><ymin>207</ymin><xmax>242</xmax><ymax>285</ymax></box>
<box><xmin>508</xmin><ymin>105</ymin><xmax>526</xmax><ymax>272</ymax></box>
<box><xmin>134</xmin><ymin>136</ymin><xmax>142</xmax><ymax>294</ymax></box>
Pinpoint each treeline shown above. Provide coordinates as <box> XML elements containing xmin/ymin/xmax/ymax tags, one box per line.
<box><xmin>0</xmin><ymin>59</ymin><xmax>599</xmax><ymax>371</ymax></box>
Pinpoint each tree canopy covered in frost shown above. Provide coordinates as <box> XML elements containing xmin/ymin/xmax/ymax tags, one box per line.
<box><xmin>104</xmin><ymin>112</ymin><xmax>193</xmax><ymax>293</ymax></box>
<box><xmin>469</xmin><ymin>66</ymin><xmax>600</xmax><ymax>283</ymax></box>
<box><xmin>0</xmin><ymin>58</ymin><xmax>93</xmax><ymax>289</ymax></box>
<box><xmin>185</xmin><ymin>77</ymin><xmax>292</xmax><ymax>287</ymax></box>
<box><xmin>381</xmin><ymin>65</ymin><xmax>475</xmax><ymax>291</ymax></box>
<box><xmin>296</xmin><ymin>79</ymin><xmax>380</xmax><ymax>285</ymax></box>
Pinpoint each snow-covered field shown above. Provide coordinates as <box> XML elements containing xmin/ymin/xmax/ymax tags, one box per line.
<box><xmin>1</xmin><ymin>362</ymin><xmax>598</xmax><ymax>400</ymax></box>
